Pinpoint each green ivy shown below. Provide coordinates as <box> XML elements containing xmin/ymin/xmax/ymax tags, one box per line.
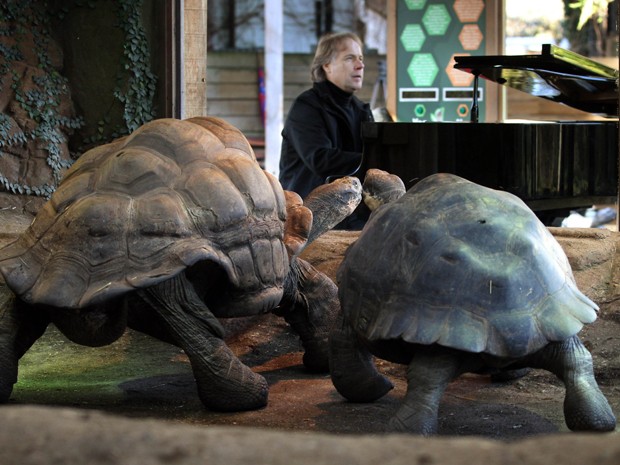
<box><xmin>114</xmin><ymin>0</ymin><xmax>157</xmax><ymax>134</ymax></box>
<box><xmin>0</xmin><ymin>1</ymin><xmax>83</xmax><ymax>197</ymax></box>
<box><xmin>82</xmin><ymin>0</ymin><xmax>157</xmax><ymax>147</ymax></box>
<box><xmin>0</xmin><ymin>0</ymin><xmax>158</xmax><ymax>197</ymax></box>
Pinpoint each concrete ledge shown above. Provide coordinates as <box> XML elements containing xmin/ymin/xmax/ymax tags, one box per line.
<box><xmin>1</xmin><ymin>406</ymin><xmax>619</xmax><ymax>465</ymax></box>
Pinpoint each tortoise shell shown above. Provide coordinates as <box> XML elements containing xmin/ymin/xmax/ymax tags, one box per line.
<box><xmin>0</xmin><ymin>117</ymin><xmax>289</xmax><ymax>310</ymax></box>
<box><xmin>337</xmin><ymin>173</ymin><xmax>598</xmax><ymax>358</ymax></box>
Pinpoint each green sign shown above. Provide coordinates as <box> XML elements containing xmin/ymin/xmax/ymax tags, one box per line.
<box><xmin>422</xmin><ymin>4</ymin><xmax>452</xmax><ymax>36</ymax></box>
<box><xmin>404</xmin><ymin>0</ymin><xmax>427</xmax><ymax>10</ymax></box>
<box><xmin>396</xmin><ymin>0</ymin><xmax>487</xmax><ymax>122</ymax></box>
<box><xmin>407</xmin><ymin>53</ymin><xmax>438</xmax><ymax>86</ymax></box>
<box><xmin>400</xmin><ymin>23</ymin><xmax>426</xmax><ymax>52</ymax></box>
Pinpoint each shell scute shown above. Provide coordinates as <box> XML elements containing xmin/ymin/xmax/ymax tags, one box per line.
<box><xmin>186</xmin><ymin>116</ymin><xmax>256</xmax><ymax>158</ymax></box>
<box><xmin>133</xmin><ymin>191</ymin><xmax>194</xmax><ymax>239</ymax></box>
<box><xmin>95</xmin><ymin>148</ymin><xmax>181</xmax><ymax>196</ymax></box>
<box><xmin>213</xmin><ymin>155</ymin><xmax>280</xmax><ymax>215</ymax></box>
<box><xmin>182</xmin><ymin>162</ymin><xmax>250</xmax><ymax>231</ymax></box>
<box><xmin>50</xmin><ymin>170</ymin><xmax>95</xmax><ymax>214</ymax></box>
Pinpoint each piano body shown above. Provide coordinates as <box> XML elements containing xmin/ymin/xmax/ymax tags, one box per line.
<box><xmin>361</xmin><ymin>45</ymin><xmax>619</xmax><ymax>223</ymax></box>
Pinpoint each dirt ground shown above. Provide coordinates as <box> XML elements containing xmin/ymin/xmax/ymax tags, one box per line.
<box><xmin>1</xmin><ymin>204</ymin><xmax>620</xmax><ymax>441</ymax></box>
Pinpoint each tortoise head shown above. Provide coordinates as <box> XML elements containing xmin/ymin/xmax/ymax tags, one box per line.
<box><xmin>362</xmin><ymin>169</ymin><xmax>406</xmax><ymax>211</ymax></box>
<box><xmin>282</xmin><ymin>176</ymin><xmax>362</xmax><ymax>260</ymax></box>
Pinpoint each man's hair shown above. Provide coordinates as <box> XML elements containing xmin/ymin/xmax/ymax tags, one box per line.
<box><xmin>310</xmin><ymin>32</ymin><xmax>363</xmax><ymax>83</ymax></box>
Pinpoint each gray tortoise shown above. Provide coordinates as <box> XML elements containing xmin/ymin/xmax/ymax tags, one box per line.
<box><xmin>0</xmin><ymin>116</ymin><xmax>362</xmax><ymax>412</ymax></box>
<box><xmin>330</xmin><ymin>171</ymin><xmax>616</xmax><ymax>434</ymax></box>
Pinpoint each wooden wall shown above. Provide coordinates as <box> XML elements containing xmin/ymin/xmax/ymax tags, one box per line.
<box><xmin>206</xmin><ymin>52</ymin><xmax>386</xmax><ymax>140</ymax></box>
<box><xmin>205</xmin><ymin>51</ymin><xmax>613</xmax><ymax>145</ymax></box>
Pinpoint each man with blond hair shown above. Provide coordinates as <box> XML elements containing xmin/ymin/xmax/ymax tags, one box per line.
<box><xmin>279</xmin><ymin>31</ymin><xmax>373</xmax><ymax>229</ymax></box>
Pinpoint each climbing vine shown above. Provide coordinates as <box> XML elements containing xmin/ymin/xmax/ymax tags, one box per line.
<box><xmin>0</xmin><ymin>1</ymin><xmax>83</xmax><ymax>196</ymax></box>
<box><xmin>114</xmin><ymin>0</ymin><xmax>157</xmax><ymax>134</ymax></box>
<box><xmin>82</xmin><ymin>0</ymin><xmax>157</xmax><ymax>146</ymax></box>
<box><xmin>0</xmin><ymin>0</ymin><xmax>158</xmax><ymax>197</ymax></box>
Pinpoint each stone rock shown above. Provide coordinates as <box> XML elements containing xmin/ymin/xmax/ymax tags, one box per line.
<box><xmin>0</xmin><ymin>11</ymin><xmax>78</xmax><ymax>195</ymax></box>
<box><xmin>0</xmin><ymin>406</ymin><xmax>619</xmax><ymax>465</ymax></box>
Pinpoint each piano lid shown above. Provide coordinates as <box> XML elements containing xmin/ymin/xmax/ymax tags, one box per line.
<box><xmin>454</xmin><ymin>44</ymin><xmax>619</xmax><ymax>117</ymax></box>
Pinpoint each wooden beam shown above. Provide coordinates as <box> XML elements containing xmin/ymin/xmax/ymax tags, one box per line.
<box><xmin>264</xmin><ymin>0</ymin><xmax>283</xmax><ymax>176</ymax></box>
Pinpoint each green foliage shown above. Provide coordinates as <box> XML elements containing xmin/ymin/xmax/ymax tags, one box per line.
<box><xmin>114</xmin><ymin>0</ymin><xmax>157</xmax><ymax>134</ymax></box>
<box><xmin>0</xmin><ymin>0</ymin><xmax>84</xmax><ymax>197</ymax></box>
<box><xmin>0</xmin><ymin>0</ymin><xmax>158</xmax><ymax>197</ymax></box>
<box><xmin>82</xmin><ymin>0</ymin><xmax>158</xmax><ymax>147</ymax></box>
<box><xmin>569</xmin><ymin>0</ymin><xmax>614</xmax><ymax>30</ymax></box>
<box><xmin>562</xmin><ymin>0</ymin><xmax>615</xmax><ymax>56</ymax></box>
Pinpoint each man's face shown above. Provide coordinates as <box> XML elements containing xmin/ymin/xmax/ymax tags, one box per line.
<box><xmin>323</xmin><ymin>38</ymin><xmax>364</xmax><ymax>93</ymax></box>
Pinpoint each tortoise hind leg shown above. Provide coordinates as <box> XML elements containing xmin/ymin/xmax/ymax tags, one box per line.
<box><xmin>140</xmin><ymin>273</ymin><xmax>268</xmax><ymax>412</ymax></box>
<box><xmin>0</xmin><ymin>286</ymin><xmax>49</xmax><ymax>402</ymax></box>
<box><xmin>329</xmin><ymin>311</ymin><xmax>393</xmax><ymax>402</ymax></box>
<box><xmin>526</xmin><ymin>335</ymin><xmax>616</xmax><ymax>432</ymax></box>
<box><xmin>389</xmin><ymin>348</ymin><xmax>463</xmax><ymax>435</ymax></box>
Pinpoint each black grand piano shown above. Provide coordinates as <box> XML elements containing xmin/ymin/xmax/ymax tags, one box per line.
<box><xmin>360</xmin><ymin>45</ymin><xmax>619</xmax><ymax>223</ymax></box>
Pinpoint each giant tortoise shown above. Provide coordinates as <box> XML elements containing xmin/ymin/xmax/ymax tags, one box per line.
<box><xmin>329</xmin><ymin>172</ymin><xmax>616</xmax><ymax>434</ymax></box>
<box><xmin>0</xmin><ymin>116</ymin><xmax>362</xmax><ymax>412</ymax></box>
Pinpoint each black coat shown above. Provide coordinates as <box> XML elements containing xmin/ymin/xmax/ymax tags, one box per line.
<box><xmin>278</xmin><ymin>80</ymin><xmax>373</xmax><ymax>200</ymax></box>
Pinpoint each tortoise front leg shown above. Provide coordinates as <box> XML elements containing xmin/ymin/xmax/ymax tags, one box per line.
<box><xmin>329</xmin><ymin>311</ymin><xmax>393</xmax><ymax>402</ymax></box>
<box><xmin>0</xmin><ymin>285</ymin><xmax>49</xmax><ymax>402</ymax></box>
<box><xmin>525</xmin><ymin>335</ymin><xmax>616</xmax><ymax>432</ymax></box>
<box><xmin>140</xmin><ymin>273</ymin><xmax>268</xmax><ymax>412</ymax></box>
<box><xmin>274</xmin><ymin>258</ymin><xmax>339</xmax><ymax>372</ymax></box>
<box><xmin>389</xmin><ymin>347</ymin><xmax>463</xmax><ymax>435</ymax></box>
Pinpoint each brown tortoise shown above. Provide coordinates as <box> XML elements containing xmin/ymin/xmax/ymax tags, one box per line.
<box><xmin>0</xmin><ymin>116</ymin><xmax>362</xmax><ymax>411</ymax></box>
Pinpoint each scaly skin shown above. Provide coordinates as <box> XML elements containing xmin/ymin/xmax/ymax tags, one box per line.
<box><xmin>329</xmin><ymin>313</ymin><xmax>393</xmax><ymax>403</ymax></box>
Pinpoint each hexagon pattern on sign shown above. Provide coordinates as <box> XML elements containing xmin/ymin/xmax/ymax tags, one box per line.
<box><xmin>400</xmin><ymin>23</ymin><xmax>426</xmax><ymax>52</ymax></box>
<box><xmin>396</xmin><ymin>0</ymin><xmax>487</xmax><ymax>122</ymax></box>
<box><xmin>446</xmin><ymin>53</ymin><xmax>474</xmax><ymax>86</ymax></box>
<box><xmin>404</xmin><ymin>0</ymin><xmax>427</xmax><ymax>10</ymax></box>
<box><xmin>422</xmin><ymin>4</ymin><xmax>452</xmax><ymax>36</ymax></box>
<box><xmin>408</xmin><ymin>53</ymin><xmax>439</xmax><ymax>86</ymax></box>
<box><xmin>453</xmin><ymin>0</ymin><xmax>485</xmax><ymax>23</ymax></box>
<box><xmin>458</xmin><ymin>24</ymin><xmax>483</xmax><ymax>50</ymax></box>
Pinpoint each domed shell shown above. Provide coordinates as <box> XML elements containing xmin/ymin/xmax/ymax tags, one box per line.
<box><xmin>0</xmin><ymin>117</ymin><xmax>289</xmax><ymax>309</ymax></box>
<box><xmin>337</xmin><ymin>173</ymin><xmax>598</xmax><ymax>358</ymax></box>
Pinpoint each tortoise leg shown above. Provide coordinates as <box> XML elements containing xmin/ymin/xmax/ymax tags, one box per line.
<box><xmin>389</xmin><ymin>348</ymin><xmax>462</xmax><ymax>435</ymax></box>
<box><xmin>526</xmin><ymin>335</ymin><xmax>616</xmax><ymax>432</ymax></box>
<box><xmin>0</xmin><ymin>286</ymin><xmax>49</xmax><ymax>402</ymax></box>
<box><xmin>140</xmin><ymin>273</ymin><xmax>268</xmax><ymax>412</ymax></box>
<box><xmin>329</xmin><ymin>311</ymin><xmax>393</xmax><ymax>402</ymax></box>
<box><xmin>274</xmin><ymin>258</ymin><xmax>339</xmax><ymax>372</ymax></box>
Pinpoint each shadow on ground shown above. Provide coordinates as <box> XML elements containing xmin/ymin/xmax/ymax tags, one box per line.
<box><xmin>9</xmin><ymin>311</ymin><xmax>619</xmax><ymax>440</ymax></box>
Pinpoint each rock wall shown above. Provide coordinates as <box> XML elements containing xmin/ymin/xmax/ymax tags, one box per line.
<box><xmin>0</xmin><ymin>5</ymin><xmax>77</xmax><ymax>197</ymax></box>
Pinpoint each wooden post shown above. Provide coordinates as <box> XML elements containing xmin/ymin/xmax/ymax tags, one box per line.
<box><xmin>263</xmin><ymin>0</ymin><xmax>283</xmax><ymax>177</ymax></box>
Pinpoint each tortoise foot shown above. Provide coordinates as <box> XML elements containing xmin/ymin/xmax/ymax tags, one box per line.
<box><xmin>564</xmin><ymin>384</ymin><xmax>616</xmax><ymax>432</ymax></box>
<box><xmin>387</xmin><ymin>408</ymin><xmax>437</xmax><ymax>436</ymax></box>
<box><xmin>192</xmin><ymin>343</ymin><xmax>269</xmax><ymax>412</ymax></box>
<box><xmin>196</xmin><ymin>367</ymin><xmax>269</xmax><ymax>412</ymax></box>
